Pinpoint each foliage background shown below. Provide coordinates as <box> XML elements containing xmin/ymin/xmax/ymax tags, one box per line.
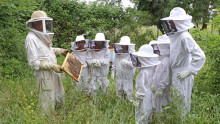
<box><xmin>0</xmin><ymin>0</ymin><xmax>219</xmax><ymax>123</ymax></box>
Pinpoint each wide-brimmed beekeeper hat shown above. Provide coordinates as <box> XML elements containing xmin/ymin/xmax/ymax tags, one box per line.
<box><xmin>114</xmin><ymin>36</ymin><xmax>135</xmax><ymax>45</ymax></box>
<box><xmin>132</xmin><ymin>44</ymin><xmax>158</xmax><ymax>57</ymax></box>
<box><xmin>161</xmin><ymin>7</ymin><xmax>192</xmax><ymax>20</ymax></box>
<box><xmin>71</xmin><ymin>35</ymin><xmax>89</xmax><ymax>50</ymax></box>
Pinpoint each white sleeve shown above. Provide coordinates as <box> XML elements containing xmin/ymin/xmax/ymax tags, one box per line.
<box><xmin>25</xmin><ymin>38</ymin><xmax>40</xmax><ymax>70</ymax></box>
<box><xmin>111</xmin><ymin>55</ymin><xmax>116</xmax><ymax>74</ymax></box>
<box><xmin>53</xmin><ymin>48</ymin><xmax>63</xmax><ymax>55</ymax></box>
<box><xmin>154</xmin><ymin>59</ymin><xmax>170</xmax><ymax>92</ymax></box>
<box><xmin>86</xmin><ymin>50</ymin><xmax>93</xmax><ymax>65</ymax></box>
<box><xmin>100</xmin><ymin>49</ymin><xmax>110</xmax><ymax>65</ymax></box>
<box><xmin>135</xmin><ymin>72</ymin><xmax>146</xmax><ymax>99</ymax></box>
<box><xmin>182</xmin><ymin>37</ymin><xmax>206</xmax><ymax>75</ymax></box>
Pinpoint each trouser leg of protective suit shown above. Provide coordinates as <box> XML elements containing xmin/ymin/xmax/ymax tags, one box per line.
<box><xmin>54</xmin><ymin>73</ymin><xmax>65</xmax><ymax>108</ymax></box>
<box><xmin>135</xmin><ymin>92</ymin><xmax>153</xmax><ymax>124</ymax></box>
<box><xmin>90</xmin><ymin>76</ymin><xmax>99</xmax><ymax>95</ymax></box>
<box><xmin>116</xmin><ymin>80</ymin><xmax>124</xmax><ymax>99</ymax></box>
<box><xmin>124</xmin><ymin>80</ymin><xmax>133</xmax><ymax>102</ymax></box>
<box><xmin>100</xmin><ymin>77</ymin><xmax>109</xmax><ymax>95</ymax></box>
<box><xmin>172</xmin><ymin>67</ymin><xmax>194</xmax><ymax>116</ymax></box>
<box><xmin>39</xmin><ymin>90</ymin><xmax>55</xmax><ymax>116</ymax></box>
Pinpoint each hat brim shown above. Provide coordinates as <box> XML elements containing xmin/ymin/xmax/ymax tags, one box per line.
<box><xmin>156</xmin><ymin>42</ymin><xmax>170</xmax><ymax>45</ymax></box>
<box><xmin>114</xmin><ymin>43</ymin><xmax>135</xmax><ymax>45</ymax></box>
<box><xmin>132</xmin><ymin>52</ymin><xmax>158</xmax><ymax>58</ymax></box>
<box><xmin>136</xmin><ymin>61</ymin><xmax>161</xmax><ymax>68</ymax></box>
<box><xmin>92</xmin><ymin>40</ymin><xmax>108</xmax><ymax>42</ymax></box>
<box><xmin>160</xmin><ymin>15</ymin><xmax>192</xmax><ymax>20</ymax></box>
<box><xmin>75</xmin><ymin>40</ymin><xmax>86</xmax><ymax>42</ymax></box>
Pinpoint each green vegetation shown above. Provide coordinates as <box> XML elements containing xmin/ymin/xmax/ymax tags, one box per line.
<box><xmin>0</xmin><ymin>0</ymin><xmax>219</xmax><ymax>123</ymax></box>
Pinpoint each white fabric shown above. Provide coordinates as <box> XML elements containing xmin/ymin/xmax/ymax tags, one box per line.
<box><xmin>93</xmin><ymin>33</ymin><xmax>107</xmax><ymax>41</ymax></box>
<box><xmin>114</xmin><ymin>44</ymin><xmax>135</xmax><ymax>53</ymax></box>
<box><xmin>71</xmin><ymin>36</ymin><xmax>89</xmax><ymax>50</ymax></box>
<box><xmin>152</xmin><ymin>55</ymin><xmax>171</xmax><ymax>113</ymax></box>
<box><xmin>90</xmin><ymin>40</ymin><xmax>110</xmax><ymax>49</ymax></box>
<box><xmin>86</xmin><ymin>48</ymin><xmax>110</xmax><ymax>94</ymax></box>
<box><xmin>30</xmin><ymin>29</ymin><xmax>53</xmax><ymax>47</ymax></box>
<box><xmin>115</xmin><ymin>36</ymin><xmax>135</xmax><ymax>45</ymax></box>
<box><xmin>25</xmin><ymin>31</ymin><xmax>65</xmax><ymax>115</ymax></box>
<box><xmin>168</xmin><ymin>31</ymin><xmax>205</xmax><ymax>114</ymax></box>
<box><xmin>132</xmin><ymin>45</ymin><xmax>158</xmax><ymax>58</ymax></box>
<box><xmin>161</xmin><ymin>7</ymin><xmax>192</xmax><ymax>20</ymax></box>
<box><xmin>111</xmin><ymin>53</ymin><xmax>135</xmax><ymax>101</ymax></box>
<box><xmin>135</xmin><ymin>67</ymin><xmax>155</xmax><ymax>124</ymax></box>
<box><xmin>173</xmin><ymin>19</ymin><xmax>194</xmax><ymax>32</ymax></box>
<box><xmin>71</xmin><ymin>51</ymin><xmax>89</xmax><ymax>93</ymax></box>
<box><xmin>137</xmin><ymin>57</ymin><xmax>161</xmax><ymax>68</ymax></box>
<box><xmin>135</xmin><ymin>44</ymin><xmax>160</xmax><ymax>123</ymax></box>
<box><xmin>31</xmin><ymin>10</ymin><xmax>47</xmax><ymax>19</ymax></box>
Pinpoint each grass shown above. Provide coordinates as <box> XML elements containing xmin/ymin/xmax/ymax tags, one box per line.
<box><xmin>1</xmin><ymin>25</ymin><xmax>219</xmax><ymax>123</ymax></box>
<box><xmin>0</xmin><ymin>65</ymin><xmax>220</xmax><ymax>123</ymax></box>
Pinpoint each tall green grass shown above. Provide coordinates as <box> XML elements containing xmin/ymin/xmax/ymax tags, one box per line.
<box><xmin>0</xmin><ymin>67</ymin><xmax>219</xmax><ymax>123</ymax></box>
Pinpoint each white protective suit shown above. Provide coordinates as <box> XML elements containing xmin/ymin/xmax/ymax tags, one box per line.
<box><xmin>111</xmin><ymin>36</ymin><xmax>135</xmax><ymax>101</ymax></box>
<box><xmin>86</xmin><ymin>33</ymin><xmax>110</xmax><ymax>94</ymax></box>
<box><xmin>161</xmin><ymin>7</ymin><xmax>206</xmax><ymax>114</ymax></box>
<box><xmin>26</xmin><ymin>31</ymin><xmax>65</xmax><ymax>115</ymax></box>
<box><xmin>150</xmin><ymin>35</ymin><xmax>171</xmax><ymax>113</ymax></box>
<box><xmin>132</xmin><ymin>45</ymin><xmax>161</xmax><ymax>124</ymax></box>
<box><xmin>25</xmin><ymin>11</ymin><xmax>66</xmax><ymax>115</ymax></box>
<box><xmin>71</xmin><ymin>36</ymin><xmax>89</xmax><ymax>92</ymax></box>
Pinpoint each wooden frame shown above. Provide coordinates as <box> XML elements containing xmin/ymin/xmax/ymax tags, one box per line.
<box><xmin>62</xmin><ymin>52</ymin><xmax>83</xmax><ymax>82</ymax></box>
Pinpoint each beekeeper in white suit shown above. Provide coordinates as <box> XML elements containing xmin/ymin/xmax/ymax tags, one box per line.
<box><xmin>71</xmin><ymin>35</ymin><xmax>89</xmax><ymax>93</ymax></box>
<box><xmin>86</xmin><ymin>33</ymin><xmax>110</xmax><ymax>95</ymax></box>
<box><xmin>149</xmin><ymin>35</ymin><xmax>171</xmax><ymax>113</ymax></box>
<box><xmin>111</xmin><ymin>36</ymin><xmax>135</xmax><ymax>102</ymax></box>
<box><xmin>160</xmin><ymin>7</ymin><xmax>205</xmax><ymax>115</ymax></box>
<box><xmin>132</xmin><ymin>45</ymin><xmax>161</xmax><ymax>124</ymax></box>
<box><xmin>25</xmin><ymin>10</ymin><xmax>69</xmax><ymax>115</ymax></box>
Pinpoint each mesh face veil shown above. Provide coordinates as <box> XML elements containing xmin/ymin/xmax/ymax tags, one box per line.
<box><xmin>89</xmin><ymin>40</ymin><xmax>109</xmax><ymax>50</ymax></box>
<box><xmin>26</xmin><ymin>18</ymin><xmax>54</xmax><ymax>35</ymax></box>
<box><xmin>114</xmin><ymin>44</ymin><xmax>135</xmax><ymax>54</ymax></box>
<box><xmin>160</xmin><ymin>20</ymin><xmax>177</xmax><ymax>35</ymax></box>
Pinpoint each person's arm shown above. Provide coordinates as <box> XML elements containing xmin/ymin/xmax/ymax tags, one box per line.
<box><xmin>100</xmin><ymin>49</ymin><xmax>110</xmax><ymax>65</ymax></box>
<box><xmin>135</xmin><ymin>72</ymin><xmax>146</xmax><ymax>100</ymax></box>
<box><xmin>111</xmin><ymin>54</ymin><xmax>116</xmax><ymax>79</ymax></box>
<box><xmin>178</xmin><ymin>36</ymin><xmax>205</xmax><ymax>80</ymax></box>
<box><xmin>25</xmin><ymin>38</ymin><xmax>41</xmax><ymax>70</ymax></box>
<box><xmin>154</xmin><ymin>59</ymin><xmax>170</xmax><ymax>96</ymax></box>
<box><xmin>53</xmin><ymin>48</ymin><xmax>70</xmax><ymax>56</ymax></box>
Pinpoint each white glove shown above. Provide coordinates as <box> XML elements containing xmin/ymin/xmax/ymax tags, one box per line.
<box><xmin>120</xmin><ymin>59</ymin><xmax>131</xmax><ymax>66</ymax></box>
<box><xmin>111</xmin><ymin>72</ymin><xmax>115</xmax><ymax>79</ymax></box>
<box><xmin>151</xmin><ymin>85</ymin><xmax>156</xmax><ymax>93</ymax></box>
<box><xmin>120</xmin><ymin>59</ymin><xmax>126</xmax><ymax>65</ymax></box>
<box><xmin>54</xmin><ymin>48</ymin><xmax>70</xmax><ymax>56</ymax></box>
<box><xmin>155</xmin><ymin>90</ymin><xmax>163</xmax><ymax>97</ymax></box>
<box><xmin>40</xmin><ymin>61</ymin><xmax>64</xmax><ymax>73</ymax></box>
<box><xmin>133</xmin><ymin>98</ymin><xmax>142</xmax><ymax>108</ymax></box>
<box><xmin>94</xmin><ymin>60</ymin><xmax>101</xmax><ymax>67</ymax></box>
<box><xmin>61</xmin><ymin>49</ymin><xmax>70</xmax><ymax>56</ymax></box>
<box><xmin>177</xmin><ymin>70</ymin><xmax>191</xmax><ymax>80</ymax></box>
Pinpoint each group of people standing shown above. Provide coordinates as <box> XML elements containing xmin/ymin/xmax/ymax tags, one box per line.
<box><xmin>25</xmin><ymin>7</ymin><xmax>205</xmax><ymax>123</ymax></box>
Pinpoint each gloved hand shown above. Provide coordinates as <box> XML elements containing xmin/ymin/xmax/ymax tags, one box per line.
<box><xmin>155</xmin><ymin>90</ymin><xmax>163</xmax><ymax>97</ymax></box>
<box><xmin>111</xmin><ymin>72</ymin><xmax>115</xmax><ymax>79</ymax></box>
<box><xmin>40</xmin><ymin>61</ymin><xmax>64</xmax><ymax>73</ymax></box>
<box><xmin>91</xmin><ymin>59</ymin><xmax>101</xmax><ymax>67</ymax></box>
<box><xmin>120</xmin><ymin>59</ymin><xmax>131</xmax><ymax>66</ymax></box>
<box><xmin>61</xmin><ymin>49</ymin><xmax>70</xmax><ymax>57</ymax></box>
<box><xmin>151</xmin><ymin>85</ymin><xmax>156</xmax><ymax>93</ymax></box>
<box><xmin>94</xmin><ymin>60</ymin><xmax>101</xmax><ymax>67</ymax></box>
<box><xmin>133</xmin><ymin>98</ymin><xmax>142</xmax><ymax>108</ymax></box>
<box><xmin>177</xmin><ymin>70</ymin><xmax>191</xmax><ymax>80</ymax></box>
